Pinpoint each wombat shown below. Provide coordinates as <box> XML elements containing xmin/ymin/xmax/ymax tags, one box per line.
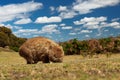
<box><xmin>19</xmin><ymin>37</ymin><xmax>64</xmax><ymax>64</ymax></box>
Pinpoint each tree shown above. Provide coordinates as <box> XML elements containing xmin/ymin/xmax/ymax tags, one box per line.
<box><xmin>61</xmin><ymin>38</ymin><xmax>82</xmax><ymax>55</ymax></box>
<box><xmin>87</xmin><ymin>39</ymin><xmax>103</xmax><ymax>58</ymax></box>
<box><xmin>0</xmin><ymin>26</ymin><xmax>12</xmax><ymax>36</ymax></box>
<box><xmin>112</xmin><ymin>39</ymin><xmax>120</xmax><ymax>53</ymax></box>
<box><xmin>0</xmin><ymin>26</ymin><xmax>27</xmax><ymax>51</ymax></box>
<box><xmin>0</xmin><ymin>32</ymin><xmax>9</xmax><ymax>47</ymax></box>
<box><xmin>9</xmin><ymin>34</ymin><xmax>26</xmax><ymax>52</ymax></box>
<box><xmin>63</xmin><ymin>42</ymin><xmax>73</xmax><ymax>55</ymax></box>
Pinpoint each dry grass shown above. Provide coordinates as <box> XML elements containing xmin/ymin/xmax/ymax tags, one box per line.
<box><xmin>0</xmin><ymin>51</ymin><xmax>120</xmax><ymax>80</ymax></box>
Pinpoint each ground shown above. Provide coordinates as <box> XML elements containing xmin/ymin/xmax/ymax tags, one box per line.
<box><xmin>0</xmin><ymin>51</ymin><xmax>120</xmax><ymax>80</ymax></box>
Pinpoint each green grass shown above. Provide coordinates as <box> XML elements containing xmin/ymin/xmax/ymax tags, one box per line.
<box><xmin>0</xmin><ymin>51</ymin><xmax>120</xmax><ymax>80</ymax></box>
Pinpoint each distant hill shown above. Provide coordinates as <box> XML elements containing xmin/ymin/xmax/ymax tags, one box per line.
<box><xmin>0</xmin><ymin>26</ymin><xmax>27</xmax><ymax>52</ymax></box>
<box><xmin>60</xmin><ymin>36</ymin><xmax>120</xmax><ymax>55</ymax></box>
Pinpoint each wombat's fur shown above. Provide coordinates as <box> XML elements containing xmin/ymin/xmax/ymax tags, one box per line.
<box><xmin>19</xmin><ymin>37</ymin><xmax>64</xmax><ymax>64</ymax></box>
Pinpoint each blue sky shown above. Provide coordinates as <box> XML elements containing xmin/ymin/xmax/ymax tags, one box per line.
<box><xmin>0</xmin><ymin>0</ymin><xmax>120</xmax><ymax>42</ymax></box>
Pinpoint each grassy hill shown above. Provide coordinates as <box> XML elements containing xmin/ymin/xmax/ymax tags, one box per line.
<box><xmin>0</xmin><ymin>51</ymin><xmax>120</xmax><ymax>80</ymax></box>
<box><xmin>0</xmin><ymin>26</ymin><xmax>26</xmax><ymax>51</ymax></box>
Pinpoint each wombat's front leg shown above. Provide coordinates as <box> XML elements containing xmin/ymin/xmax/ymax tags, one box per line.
<box><xmin>41</xmin><ymin>55</ymin><xmax>50</xmax><ymax>63</ymax></box>
<box><xmin>26</xmin><ymin>58</ymin><xmax>34</xmax><ymax>64</ymax></box>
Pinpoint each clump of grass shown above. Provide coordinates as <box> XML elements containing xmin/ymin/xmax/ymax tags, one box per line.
<box><xmin>81</xmin><ymin>52</ymin><xmax>88</xmax><ymax>58</ymax></box>
<box><xmin>63</xmin><ymin>63</ymin><xmax>69</xmax><ymax>68</ymax></box>
<box><xmin>105</xmin><ymin>52</ymin><xmax>112</xmax><ymax>58</ymax></box>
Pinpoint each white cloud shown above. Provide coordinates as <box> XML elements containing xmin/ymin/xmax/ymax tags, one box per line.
<box><xmin>0</xmin><ymin>24</ymin><xmax>37</xmax><ymax>37</ymax></box>
<box><xmin>0</xmin><ymin>1</ymin><xmax>43</xmax><ymax>23</ymax></box>
<box><xmin>0</xmin><ymin>24</ymin><xmax>22</xmax><ymax>30</ymax></box>
<box><xmin>100</xmin><ymin>21</ymin><xmax>120</xmax><ymax>29</ymax></box>
<box><xmin>86</xmin><ymin>25</ymin><xmax>100</xmax><ymax>29</ymax></box>
<box><xmin>57</xmin><ymin>6</ymin><xmax>67</xmax><ymax>12</ymax></box>
<box><xmin>3</xmin><ymin>24</ymin><xmax>60</xmax><ymax>38</ymax></box>
<box><xmin>40</xmin><ymin>24</ymin><xmax>60</xmax><ymax>34</ymax></box>
<box><xmin>49</xmin><ymin>6</ymin><xmax>55</xmax><ymax>14</ymax></box>
<box><xmin>35</xmin><ymin>16</ymin><xmax>62</xmax><ymax>23</ymax></box>
<box><xmin>111</xmin><ymin>18</ymin><xmax>120</xmax><ymax>22</ymax></box>
<box><xmin>74</xmin><ymin>16</ymin><xmax>120</xmax><ymax>29</ymax></box>
<box><xmin>113</xmin><ymin>26</ymin><xmax>120</xmax><ymax>29</ymax></box>
<box><xmin>69</xmin><ymin>32</ymin><xmax>76</xmax><ymax>35</ymax></box>
<box><xmin>50</xmin><ymin>6</ymin><xmax>55</xmax><ymax>11</ymax></box>
<box><xmin>81</xmin><ymin>16</ymin><xmax>107</xmax><ymax>23</ymax></box>
<box><xmin>80</xmin><ymin>30</ymin><xmax>92</xmax><ymax>33</ymax></box>
<box><xmin>74</xmin><ymin>21</ymin><xmax>84</xmax><ymax>25</ymax></box>
<box><xmin>109</xmin><ymin>22</ymin><xmax>119</xmax><ymax>26</ymax></box>
<box><xmin>73</xmin><ymin>16</ymin><xmax>120</xmax><ymax>37</ymax></box>
<box><xmin>15</xmin><ymin>29</ymin><xmax>38</xmax><ymax>33</ymax></box>
<box><xmin>85</xmin><ymin>35</ymin><xmax>90</xmax><ymax>37</ymax></box>
<box><xmin>74</xmin><ymin>28</ymin><xmax>81</xmax><ymax>31</ymax></box>
<box><xmin>57</xmin><ymin>0</ymin><xmax>120</xmax><ymax>19</ymax></box>
<box><xmin>61</xmin><ymin>26</ymin><xmax>72</xmax><ymax>30</ymax></box>
<box><xmin>14</xmin><ymin>18</ymin><xmax>32</xmax><ymax>24</ymax></box>
<box><xmin>86</xmin><ymin>21</ymin><xmax>99</xmax><ymax>25</ymax></box>
<box><xmin>108</xmin><ymin>22</ymin><xmax>120</xmax><ymax>28</ymax></box>
<box><xmin>74</xmin><ymin>16</ymin><xmax>107</xmax><ymax>25</ymax></box>
<box><xmin>0</xmin><ymin>14</ymin><xmax>21</xmax><ymax>23</ymax></box>
<box><xmin>0</xmin><ymin>24</ymin><xmax>6</xmax><ymax>27</ymax></box>
<box><xmin>13</xmin><ymin>28</ymin><xmax>39</xmax><ymax>37</ymax></box>
<box><xmin>104</xmin><ymin>29</ymin><xmax>109</xmax><ymax>32</ymax></box>
<box><xmin>56</xmin><ymin>5</ymin><xmax>77</xmax><ymax>19</ymax></box>
<box><xmin>59</xmin><ymin>11</ymin><xmax>77</xmax><ymax>19</ymax></box>
<box><xmin>73</xmin><ymin>0</ymin><xmax>120</xmax><ymax>14</ymax></box>
<box><xmin>74</xmin><ymin>16</ymin><xmax>107</xmax><ymax>29</ymax></box>
<box><xmin>60</xmin><ymin>23</ymin><xmax>66</xmax><ymax>27</ymax></box>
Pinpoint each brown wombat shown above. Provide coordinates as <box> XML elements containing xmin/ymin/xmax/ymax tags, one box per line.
<box><xmin>19</xmin><ymin>37</ymin><xmax>64</xmax><ymax>64</ymax></box>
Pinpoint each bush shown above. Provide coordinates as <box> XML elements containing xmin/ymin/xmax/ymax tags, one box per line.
<box><xmin>10</xmin><ymin>46</ymin><xmax>19</xmax><ymax>52</ymax></box>
<box><xmin>0</xmin><ymin>26</ymin><xmax>12</xmax><ymax>36</ymax></box>
<box><xmin>0</xmin><ymin>32</ymin><xmax>9</xmax><ymax>47</ymax></box>
<box><xmin>61</xmin><ymin>39</ymin><xmax>88</xmax><ymax>55</ymax></box>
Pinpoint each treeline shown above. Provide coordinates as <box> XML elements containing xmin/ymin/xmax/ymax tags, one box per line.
<box><xmin>0</xmin><ymin>26</ymin><xmax>26</xmax><ymax>51</ymax></box>
<box><xmin>60</xmin><ymin>37</ymin><xmax>120</xmax><ymax>56</ymax></box>
<box><xmin>1</xmin><ymin>26</ymin><xmax>120</xmax><ymax>55</ymax></box>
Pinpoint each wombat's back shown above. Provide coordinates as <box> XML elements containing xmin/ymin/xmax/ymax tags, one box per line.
<box><xmin>19</xmin><ymin>37</ymin><xmax>59</xmax><ymax>52</ymax></box>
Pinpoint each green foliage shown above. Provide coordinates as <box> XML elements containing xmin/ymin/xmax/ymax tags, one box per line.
<box><xmin>10</xmin><ymin>46</ymin><xmax>19</xmax><ymax>52</ymax></box>
<box><xmin>0</xmin><ymin>26</ymin><xmax>12</xmax><ymax>36</ymax></box>
<box><xmin>62</xmin><ymin>42</ymin><xmax>73</xmax><ymax>55</ymax></box>
<box><xmin>61</xmin><ymin>36</ymin><xmax>120</xmax><ymax>55</ymax></box>
<box><xmin>80</xmin><ymin>40</ymin><xmax>88</xmax><ymax>51</ymax></box>
<box><xmin>99</xmin><ymin>38</ymin><xmax>111</xmax><ymax>48</ymax></box>
<box><xmin>0</xmin><ymin>32</ymin><xmax>9</xmax><ymax>47</ymax></box>
<box><xmin>0</xmin><ymin>26</ymin><xmax>26</xmax><ymax>51</ymax></box>
<box><xmin>114</xmin><ymin>39</ymin><xmax>120</xmax><ymax>47</ymax></box>
<box><xmin>61</xmin><ymin>39</ymin><xmax>88</xmax><ymax>55</ymax></box>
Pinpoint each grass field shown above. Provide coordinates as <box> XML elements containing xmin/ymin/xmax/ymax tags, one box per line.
<box><xmin>0</xmin><ymin>51</ymin><xmax>120</xmax><ymax>80</ymax></box>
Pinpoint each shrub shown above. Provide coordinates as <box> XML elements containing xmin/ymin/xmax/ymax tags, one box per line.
<box><xmin>0</xmin><ymin>32</ymin><xmax>9</xmax><ymax>47</ymax></box>
<box><xmin>10</xmin><ymin>46</ymin><xmax>19</xmax><ymax>52</ymax></box>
